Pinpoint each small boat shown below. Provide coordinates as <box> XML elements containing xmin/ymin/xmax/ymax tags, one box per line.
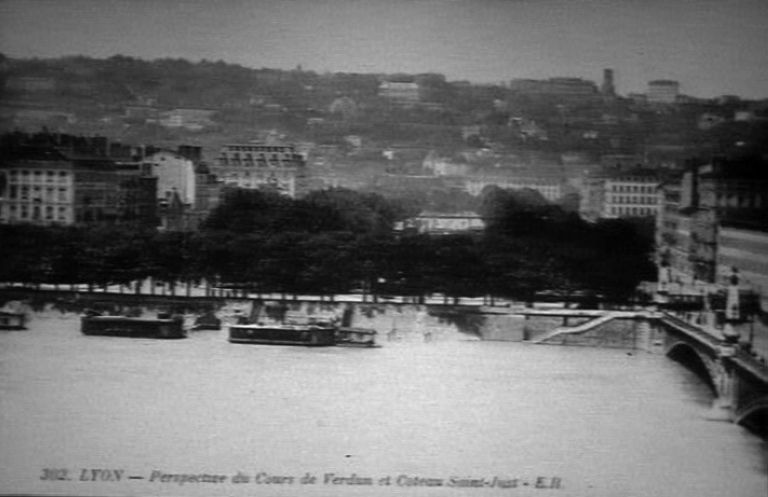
<box><xmin>228</xmin><ymin>322</ymin><xmax>336</xmax><ymax>346</ymax></box>
<box><xmin>336</xmin><ymin>327</ymin><xmax>378</xmax><ymax>347</ymax></box>
<box><xmin>81</xmin><ymin>311</ymin><xmax>186</xmax><ymax>339</ymax></box>
<box><xmin>0</xmin><ymin>311</ymin><xmax>26</xmax><ymax>330</ymax></box>
<box><xmin>191</xmin><ymin>311</ymin><xmax>222</xmax><ymax>331</ymax></box>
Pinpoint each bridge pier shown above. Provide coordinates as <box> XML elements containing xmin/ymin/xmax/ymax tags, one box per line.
<box><xmin>705</xmin><ymin>349</ymin><xmax>738</xmax><ymax>421</ymax></box>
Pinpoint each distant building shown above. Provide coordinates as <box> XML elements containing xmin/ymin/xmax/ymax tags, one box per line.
<box><xmin>601</xmin><ymin>69</ymin><xmax>615</xmax><ymax>96</ymax></box>
<box><xmin>509</xmin><ymin>77</ymin><xmax>598</xmax><ymax>96</ymax></box>
<box><xmin>5</xmin><ymin>76</ymin><xmax>56</xmax><ymax>92</ymax></box>
<box><xmin>378</xmin><ymin>80</ymin><xmax>420</xmax><ymax>105</ymax></box>
<box><xmin>581</xmin><ymin>167</ymin><xmax>661</xmax><ymax>221</ymax></box>
<box><xmin>717</xmin><ymin>226</ymin><xmax>768</xmax><ymax>311</ymax></box>
<box><xmin>124</xmin><ymin>105</ymin><xmax>160</xmax><ymax>121</ymax></box>
<box><xmin>143</xmin><ymin>150</ymin><xmax>197</xmax><ymax>207</ymax></box>
<box><xmin>466</xmin><ymin>174</ymin><xmax>564</xmax><ymax>202</ymax></box>
<box><xmin>0</xmin><ymin>135</ymin><xmax>156</xmax><ymax>227</ymax></box>
<box><xmin>656</xmin><ymin>157</ymin><xmax>768</xmax><ymax>289</ymax></box>
<box><xmin>602</xmin><ymin>170</ymin><xmax>661</xmax><ymax>218</ymax></box>
<box><xmin>158</xmin><ymin>108</ymin><xmax>216</xmax><ymax>131</ymax></box>
<box><xmin>647</xmin><ymin>80</ymin><xmax>680</xmax><ymax>104</ymax></box>
<box><xmin>11</xmin><ymin>109</ymin><xmax>76</xmax><ymax>128</ymax></box>
<box><xmin>213</xmin><ymin>142</ymin><xmax>307</xmax><ymax>198</ymax></box>
<box><xmin>395</xmin><ymin>211</ymin><xmax>485</xmax><ymax>235</ymax></box>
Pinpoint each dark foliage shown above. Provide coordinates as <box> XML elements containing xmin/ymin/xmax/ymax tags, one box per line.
<box><xmin>0</xmin><ymin>187</ymin><xmax>655</xmax><ymax>302</ymax></box>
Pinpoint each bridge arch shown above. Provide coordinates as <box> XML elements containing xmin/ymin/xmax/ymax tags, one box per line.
<box><xmin>666</xmin><ymin>341</ymin><xmax>718</xmax><ymax>395</ymax></box>
<box><xmin>734</xmin><ymin>398</ymin><xmax>768</xmax><ymax>437</ymax></box>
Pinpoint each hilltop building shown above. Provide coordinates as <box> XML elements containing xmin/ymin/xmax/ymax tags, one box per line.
<box><xmin>508</xmin><ymin>77</ymin><xmax>598</xmax><ymax>96</ymax></box>
<box><xmin>378</xmin><ymin>79</ymin><xmax>420</xmax><ymax>106</ymax></box>
<box><xmin>601</xmin><ymin>69</ymin><xmax>615</xmax><ymax>96</ymax></box>
<box><xmin>158</xmin><ymin>108</ymin><xmax>217</xmax><ymax>131</ymax></box>
<box><xmin>647</xmin><ymin>80</ymin><xmax>680</xmax><ymax>104</ymax></box>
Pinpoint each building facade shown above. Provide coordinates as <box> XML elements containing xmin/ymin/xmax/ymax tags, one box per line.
<box><xmin>144</xmin><ymin>150</ymin><xmax>197</xmax><ymax>207</ymax></box>
<box><xmin>395</xmin><ymin>211</ymin><xmax>485</xmax><ymax>235</ymax></box>
<box><xmin>0</xmin><ymin>132</ymin><xmax>157</xmax><ymax>227</ymax></box>
<box><xmin>213</xmin><ymin>143</ymin><xmax>307</xmax><ymax>198</ymax></box>
<box><xmin>508</xmin><ymin>77</ymin><xmax>598</xmax><ymax>96</ymax></box>
<box><xmin>581</xmin><ymin>167</ymin><xmax>661</xmax><ymax>221</ymax></box>
<box><xmin>647</xmin><ymin>80</ymin><xmax>680</xmax><ymax>104</ymax></box>
<box><xmin>602</xmin><ymin>172</ymin><xmax>660</xmax><ymax>218</ymax></box>
<box><xmin>0</xmin><ymin>153</ymin><xmax>156</xmax><ymax>226</ymax></box>
<box><xmin>655</xmin><ymin>157</ymin><xmax>768</xmax><ymax>310</ymax></box>
<box><xmin>0</xmin><ymin>158</ymin><xmax>76</xmax><ymax>225</ymax></box>
<box><xmin>378</xmin><ymin>80</ymin><xmax>420</xmax><ymax>105</ymax></box>
<box><xmin>717</xmin><ymin>226</ymin><xmax>768</xmax><ymax>310</ymax></box>
<box><xmin>466</xmin><ymin>176</ymin><xmax>563</xmax><ymax>202</ymax></box>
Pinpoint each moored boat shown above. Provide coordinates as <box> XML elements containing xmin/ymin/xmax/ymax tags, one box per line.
<box><xmin>335</xmin><ymin>327</ymin><xmax>378</xmax><ymax>347</ymax></box>
<box><xmin>228</xmin><ymin>322</ymin><xmax>336</xmax><ymax>346</ymax></box>
<box><xmin>0</xmin><ymin>311</ymin><xmax>26</xmax><ymax>330</ymax></box>
<box><xmin>191</xmin><ymin>311</ymin><xmax>222</xmax><ymax>331</ymax></box>
<box><xmin>81</xmin><ymin>312</ymin><xmax>186</xmax><ymax>339</ymax></box>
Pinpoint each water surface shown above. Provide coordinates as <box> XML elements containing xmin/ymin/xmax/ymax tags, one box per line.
<box><xmin>1</xmin><ymin>311</ymin><xmax>765</xmax><ymax>496</ymax></box>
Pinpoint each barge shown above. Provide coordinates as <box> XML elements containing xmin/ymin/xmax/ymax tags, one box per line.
<box><xmin>335</xmin><ymin>327</ymin><xmax>378</xmax><ymax>347</ymax></box>
<box><xmin>228</xmin><ymin>323</ymin><xmax>336</xmax><ymax>346</ymax></box>
<box><xmin>191</xmin><ymin>312</ymin><xmax>222</xmax><ymax>331</ymax></box>
<box><xmin>81</xmin><ymin>312</ymin><xmax>186</xmax><ymax>339</ymax></box>
<box><xmin>0</xmin><ymin>311</ymin><xmax>26</xmax><ymax>330</ymax></box>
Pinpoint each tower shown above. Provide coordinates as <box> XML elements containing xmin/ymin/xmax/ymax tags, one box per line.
<box><xmin>601</xmin><ymin>69</ymin><xmax>615</xmax><ymax>96</ymax></box>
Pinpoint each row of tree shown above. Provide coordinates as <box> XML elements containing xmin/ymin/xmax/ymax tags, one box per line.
<box><xmin>0</xmin><ymin>188</ymin><xmax>656</xmax><ymax>302</ymax></box>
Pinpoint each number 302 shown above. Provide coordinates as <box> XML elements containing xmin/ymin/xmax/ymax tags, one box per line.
<box><xmin>40</xmin><ymin>468</ymin><xmax>70</xmax><ymax>481</ymax></box>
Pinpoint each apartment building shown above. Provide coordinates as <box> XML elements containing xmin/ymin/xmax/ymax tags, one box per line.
<box><xmin>647</xmin><ymin>80</ymin><xmax>680</xmax><ymax>104</ymax></box>
<box><xmin>213</xmin><ymin>143</ymin><xmax>307</xmax><ymax>198</ymax></box>
<box><xmin>581</xmin><ymin>167</ymin><xmax>661</xmax><ymax>221</ymax></box>
<box><xmin>0</xmin><ymin>149</ymin><xmax>156</xmax><ymax>226</ymax></box>
<box><xmin>656</xmin><ymin>156</ymin><xmax>768</xmax><ymax>307</ymax></box>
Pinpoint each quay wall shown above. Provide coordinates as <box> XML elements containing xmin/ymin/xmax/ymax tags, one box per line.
<box><xmin>0</xmin><ymin>290</ymin><xmax>527</xmax><ymax>342</ymax></box>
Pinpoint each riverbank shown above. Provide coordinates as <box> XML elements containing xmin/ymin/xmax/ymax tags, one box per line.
<box><xmin>0</xmin><ymin>288</ymin><xmax>527</xmax><ymax>342</ymax></box>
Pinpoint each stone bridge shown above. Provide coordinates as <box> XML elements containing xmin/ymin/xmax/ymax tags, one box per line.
<box><xmin>528</xmin><ymin>309</ymin><xmax>768</xmax><ymax>436</ymax></box>
<box><xmin>656</xmin><ymin>313</ymin><xmax>768</xmax><ymax>435</ymax></box>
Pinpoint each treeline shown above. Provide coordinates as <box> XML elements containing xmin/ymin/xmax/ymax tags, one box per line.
<box><xmin>0</xmin><ymin>188</ymin><xmax>656</xmax><ymax>302</ymax></box>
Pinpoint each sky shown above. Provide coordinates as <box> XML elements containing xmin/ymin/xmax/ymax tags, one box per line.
<box><xmin>1</xmin><ymin>0</ymin><xmax>768</xmax><ymax>99</ymax></box>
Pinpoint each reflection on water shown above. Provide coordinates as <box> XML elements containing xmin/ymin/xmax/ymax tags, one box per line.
<box><xmin>0</xmin><ymin>311</ymin><xmax>766</xmax><ymax>497</ymax></box>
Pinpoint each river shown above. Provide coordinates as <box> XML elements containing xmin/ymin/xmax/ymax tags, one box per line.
<box><xmin>1</xmin><ymin>310</ymin><xmax>766</xmax><ymax>497</ymax></box>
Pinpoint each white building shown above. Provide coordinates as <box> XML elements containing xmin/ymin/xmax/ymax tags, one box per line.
<box><xmin>396</xmin><ymin>211</ymin><xmax>485</xmax><ymax>234</ymax></box>
<box><xmin>0</xmin><ymin>162</ymin><xmax>75</xmax><ymax>225</ymax></box>
<box><xmin>602</xmin><ymin>174</ymin><xmax>660</xmax><ymax>218</ymax></box>
<box><xmin>647</xmin><ymin>80</ymin><xmax>680</xmax><ymax>104</ymax></box>
<box><xmin>214</xmin><ymin>143</ymin><xmax>306</xmax><ymax>198</ymax></box>
<box><xmin>144</xmin><ymin>151</ymin><xmax>196</xmax><ymax>207</ymax></box>
<box><xmin>466</xmin><ymin>176</ymin><xmax>563</xmax><ymax>202</ymax></box>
